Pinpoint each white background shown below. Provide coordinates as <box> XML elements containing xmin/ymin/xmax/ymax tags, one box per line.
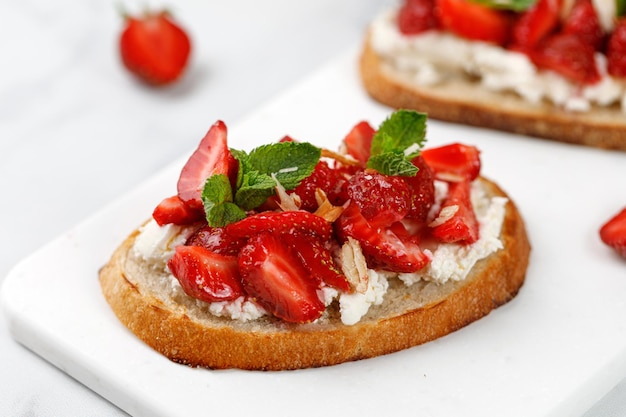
<box><xmin>1</xmin><ymin>1</ymin><xmax>625</xmax><ymax>416</ymax></box>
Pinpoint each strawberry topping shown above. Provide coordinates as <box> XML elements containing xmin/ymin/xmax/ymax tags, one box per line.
<box><xmin>343</xmin><ymin>121</ymin><xmax>376</xmax><ymax>167</ymax></box>
<box><xmin>224</xmin><ymin>211</ymin><xmax>332</xmax><ymax>241</ymax></box>
<box><xmin>398</xmin><ymin>0</ymin><xmax>439</xmax><ymax>35</ymax></box>
<box><xmin>607</xmin><ymin>19</ymin><xmax>626</xmax><ymax>78</ymax></box>
<box><xmin>600</xmin><ymin>208</ymin><xmax>626</xmax><ymax>259</ymax></box>
<box><xmin>436</xmin><ymin>0</ymin><xmax>512</xmax><ymax>45</ymax></box>
<box><xmin>152</xmin><ymin>195</ymin><xmax>204</xmax><ymax>226</ymax></box>
<box><xmin>421</xmin><ymin>143</ymin><xmax>481</xmax><ymax>181</ymax></box>
<box><xmin>430</xmin><ymin>180</ymin><xmax>479</xmax><ymax>244</ymax></box>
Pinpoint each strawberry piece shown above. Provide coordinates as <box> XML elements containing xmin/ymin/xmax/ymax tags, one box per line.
<box><xmin>511</xmin><ymin>0</ymin><xmax>562</xmax><ymax>48</ymax></box>
<box><xmin>283</xmin><ymin>234</ymin><xmax>352</xmax><ymax>292</ymax></box>
<box><xmin>529</xmin><ymin>33</ymin><xmax>600</xmax><ymax>84</ymax></box>
<box><xmin>238</xmin><ymin>233</ymin><xmax>325</xmax><ymax>323</ymax></box>
<box><xmin>119</xmin><ymin>10</ymin><xmax>191</xmax><ymax>86</ymax></box>
<box><xmin>152</xmin><ymin>195</ymin><xmax>205</xmax><ymax>226</ymax></box>
<box><xmin>607</xmin><ymin>19</ymin><xmax>626</xmax><ymax>78</ymax></box>
<box><xmin>347</xmin><ymin>170</ymin><xmax>412</xmax><ymax>228</ymax></box>
<box><xmin>405</xmin><ymin>155</ymin><xmax>436</xmax><ymax>223</ymax></box>
<box><xmin>335</xmin><ymin>202</ymin><xmax>430</xmax><ymax>273</ymax></box>
<box><xmin>224</xmin><ymin>211</ymin><xmax>332</xmax><ymax>241</ymax></box>
<box><xmin>435</xmin><ymin>0</ymin><xmax>511</xmax><ymax>45</ymax></box>
<box><xmin>599</xmin><ymin>208</ymin><xmax>626</xmax><ymax>259</ymax></box>
<box><xmin>167</xmin><ymin>245</ymin><xmax>243</xmax><ymax>302</ymax></box>
<box><xmin>430</xmin><ymin>180</ymin><xmax>479</xmax><ymax>244</ymax></box>
<box><xmin>289</xmin><ymin>160</ymin><xmax>349</xmax><ymax>210</ymax></box>
<box><xmin>343</xmin><ymin>121</ymin><xmax>376</xmax><ymax>167</ymax></box>
<box><xmin>421</xmin><ymin>143</ymin><xmax>481</xmax><ymax>181</ymax></box>
<box><xmin>398</xmin><ymin>0</ymin><xmax>439</xmax><ymax>35</ymax></box>
<box><xmin>562</xmin><ymin>0</ymin><xmax>604</xmax><ymax>50</ymax></box>
<box><xmin>177</xmin><ymin>121</ymin><xmax>236</xmax><ymax>210</ymax></box>
<box><xmin>185</xmin><ymin>225</ymin><xmax>248</xmax><ymax>256</ymax></box>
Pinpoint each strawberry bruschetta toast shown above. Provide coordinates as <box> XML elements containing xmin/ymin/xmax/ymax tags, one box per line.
<box><xmin>360</xmin><ymin>0</ymin><xmax>626</xmax><ymax>151</ymax></box>
<box><xmin>99</xmin><ymin>110</ymin><xmax>530</xmax><ymax>370</ymax></box>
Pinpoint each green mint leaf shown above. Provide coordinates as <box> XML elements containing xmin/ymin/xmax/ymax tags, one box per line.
<box><xmin>468</xmin><ymin>0</ymin><xmax>535</xmax><ymax>11</ymax></box>
<box><xmin>234</xmin><ymin>171</ymin><xmax>278</xmax><ymax>211</ymax></box>
<box><xmin>367</xmin><ymin>152</ymin><xmax>419</xmax><ymax>177</ymax></box>
<box><xmin>371</xmin><ymin>110</ymin><xmax>427</xmax><ymax>158</ymax></box>
<box><xmin>618</xmin><ymin>0</ymin><xmax>626</xmax><ymax>16</ymax></box>
<box><xmin>230</xmin><ymin>148</ymin><xmax>250</xmax><ymax>189</ymax></box>
<box><xmin>201</xmin><ymin>174</ymin><xmax>246</xmax><ymax>227</ymax></box>
<box><xmin>247</xmin><ymin>142</ymin><xmax>321</xmax><ymax>190</ymax></box>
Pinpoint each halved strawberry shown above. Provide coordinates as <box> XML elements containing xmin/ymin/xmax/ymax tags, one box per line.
<box><xmin>429</xmin><ymin>179</ymin><xmax>479</xmax><ymax>244</ymax></box>
<box><xmin>421</xmin><ymin>143</ymin><xmax>481</xmax><ymax>181</ymax></box>
<box><xmin>185</xmin><ymin>225</ymin><xmax>248</xmax><ymax>256</ymax></box>
<box><xmin>599</xmin><ymin>207</ymin><xmax>626</xmax><ymax>259</ymax></box>
<box><xmin>562</xmin><ymin>0</ymin><xmax>604</xmax><ymax>50</ymax></box>
<box><xmin>435</xmin><ymin>0</ymin><xmax>512</xmax><ymax>45</ymax></box>
<box><xmin>283</xmin><ymin>234</ymin><xmax>352</xmax><ymax>292</ymax></box>
<box><xmin>529</xmin><ymin>33</ymin><xmax>601</xmax><ymax>84</ymax></box>
<box><xmin>511</xmin><ymin>0</ymin><xmax>562</xmax><ymax>48</ymax></box>
<box><xmin>177</xmin><ymin>121</ymin><xmax>236</xmax><ymax>210</ymax></box>
<box><xmin>167</xmin><ymin>245</ymin><xmax>243</xmax><ymax>302</ymax></box>
<box><xmin>224</xmin><ymin>211</ymin><xmax>332</xmax><ymax>241</ymax></box>
<box><xmin>335</xmin><ymin>202</ymin><xmax>430</xmax><ymax>273</ymax></box>
<box><xmin>152</xmin><ymin>195</ymin><xmax>205</xmax><ymax>226</ymax></box>
<box><xmin>607</xmin><ymin>19</ymin><xmax>626</xmax><ymax>78</ymax></box>
<box><xmin>238</xmin><ymin>232</ymin><xmax>325</xmax><ymax>323</ymax></box>
<box><xmin>398</xmin><ymin>0</ymin><xmax>439</xmax><ymax>35</ymax></box>
<box><xmin>346</xmin><ymin>170</ymin><xmax>412</xmax><ymax>228</ymax></box>
<box><xmin>343</xmin><ymin>121</ymin><xmax>376</xmax><ymax>167</ymax></box>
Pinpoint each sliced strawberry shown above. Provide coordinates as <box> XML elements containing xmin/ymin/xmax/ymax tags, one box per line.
<box><xmin>430</xmin><ymin>180</ymin><xmax>479</xmax><ymax>244</ymax></box>
<box><xmin>152</xmin><ymin>195</ymin><xmax>205</xmax><ymax>226</ymax></box>
<box><xmin>398</xmin><ymin>0</ymin><xmax>439</xmax><ymax>35</ymax></box>
<box><xmin>511</xmin><ymin>0</ymin><xmax>562</xmax><ymax>48</ymax></box>
<box><xmin>335</xmin><ymin>202</ymin><xmax>430</xmax><ymax>273</ymax></box>
<box><xmin>607</xmin><ymin>19</ymin><xmax>626</xmax><ymax>78</ymax></box>
<box><xmin>405</xmin><ymin>155</ymin><xmax>436</xmax><ymax>223</ymax></box>
<box><xmin>599</xmin><ymin>207</ymin><xmax>626</xmax><ymax>259</ymax></box>
<box><xmin>289</xmin><ymin>160</ymin><xmax>349</xmax><ymax>210</ymax></box>
<box><xmin>185</xmin><ymin>225</ymin><xmax>248</xmax><ymax>256</ymax></box>
<box><xmin>435</xmin><ymin>0</ymin><xmax>511</xmax><ymax>45</ymax></box>
<box><xmin>421</xmin><ymin>143</ymin><xmax>481</xmax><ymax>181</ymax></box>
<box><xmin>343</xmin><ymin>121</ymin><xmax>376</xmax><ymax>167</ymax></box>
<box><xmin>529</xmin><ymin>33</ymin><xmax>600</xmax><ymax>84</ymax></box>
<box><xmin>167</xmin><ymin>245</ymin><xmax>243</xmax><ymax>302</ymax></box>
<box><xmin>283</xmin><ymin>234</ymin><xmax>352</xmax><ymax>292</ymax></box>
<box><xmin>562</xmin><ymin>0</ymin><xmax>604</xmax><ymax>50</ymax></box>
<box><xmin>224</xmin><ymin>210</ymin><xmax>332</xmax><ymax>241</ymax></box>
<box><xmin>238</xmin><ymin>233</ymin><xmax>325</xmax><ymax>323</ymax></box>
<box><xmin>346</xmin><ymin>170</ymin><xmax>412</xmax><ymax>228</ymax></box>
<box><xmin>177</xmin><ymin>121</ymin><xmax>235</xmax><ymax>210</ymax></box>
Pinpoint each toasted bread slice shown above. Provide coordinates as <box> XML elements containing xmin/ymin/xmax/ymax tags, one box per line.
<box><xmin>98</xmin><ymin>177</ymin><xmax>530</xmax><ymax>371</ymax></box>
<box><xmin>360</xmin><ymin>35</ymin><xmax>626</xmax><ymax>151</ymax></box>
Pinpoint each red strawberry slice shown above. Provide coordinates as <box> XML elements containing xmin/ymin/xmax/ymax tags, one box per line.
<box><xmin>398</xmin><ymin>0</ymin><xmax>439</xmax><ymax>35</ymax></box>
<box><xmin>599</xmin><ymin>207</ymin><xmax>626</xmax><ymax>259</ymax></box>
<box><xmin>607</xmin><ymin>19</ymin><xmax>626</xmax><ymax>78</ymax></box>
<box><xmin>335</xmin><ymin>202</ymin><xmax>430</xmax><ymax>273</ymax></box>
<box><xmin>405</xmin><ymin>155</ymin><xmax>435</xmax><ymax>223</ymax></box>
<box><xmin>562</xmin><ymin>0</ymin><xmax>604</xmax><ymax>50</ymax></box>
<box><xmin>224</xmin><ymin>211</ymin><xmax>332</xmax><ymax>241</ymax></box>
<box><xmin>185</xmin><ymin>225</ymin><xmax>248</xmax><ymax>256</ymax></box>
<box><xmin>152</xmin><ymin>195</ymin><xmax>205</xmax><ymax>226</ymax></box>
<box><xmin>421</xmin><ymin>143</ymin><xmax>481</xmax><ymax>181</ymax></box>
<box><xmin>346</xmin><ymin>170</ymin><xmax>412</xmax><ymax>228</ymax></box>
<box><xmin>512</xmin><ymin>0</ymin><xmax>563</xmax><ymax>48</ymax></box>
<box><xmin>238</xmin><ymin>232</ymin><xmax>325</xmax><ymax>323</ymax></box>
<box><xmin>283</xmin><ymin>234</ymin><xmax>352</xmax><ymax>292</ymax></box>
<box><xmin>435</xmin><ymin>0</ymin><xmax>511</xmax><ymax>45</ymax></box>
<box><xmin>288</xmin><ymin>160</ymin><xmax>349</xmax><ymax>211</ymax></box>
<box><xmin>167</xmin><ymin>245</ymin><xmax>243</xmax><ymax>302</ymax></box>
<box><xmin>529</xmin><ymin>33</ymin><xmax>600</xmax><ymax>84</ymax></box>
<box><xmin>343</xmin><ymin>121</ymin><xmax>376</xmax><ymax>167</ymax></box>
<box><xmin>177</xmin><ymin>121</ymin><xmax>235</xmax><ymax>210</ymax></box>
<box><xmin>430</xmin><ymin>179</ymin><xmax>479</xmax><ymax>244</ymax></box>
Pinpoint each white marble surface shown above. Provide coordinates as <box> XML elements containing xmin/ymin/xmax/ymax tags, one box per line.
<box><xmin>0</xmin><ymin>1</ymin><xmax>625</xmax><ymax>416</ymax></box>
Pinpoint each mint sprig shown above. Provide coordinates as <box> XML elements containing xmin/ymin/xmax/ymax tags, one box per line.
<box><xmin>468</xmin><ymin>0</ymin><xmax>535</xmax><ymax>11</ymax></box>
<box><xmin>202</xmin><ymin>141</ymin><xmax>321</xmax><ymax>226</ymax></box>
<box><xmin>366</xmin><ymin>109</ymin><xmax>427</xmax><ymax>176</ymax></box>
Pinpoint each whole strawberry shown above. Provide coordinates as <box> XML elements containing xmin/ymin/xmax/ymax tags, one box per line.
<box><xmin>119</xmin><ymin>9</ymin><xmax>191</xmax><ymax>86</ymax></box>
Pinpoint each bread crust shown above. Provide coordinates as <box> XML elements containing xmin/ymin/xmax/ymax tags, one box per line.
<box><xmin>360</xmin><ymin>35</ymin><xmax>626</xmax><ymax>151</ymax></box>
<box><xmin>99</xmin><ymin>178</ymin><xmax>530</xmax><ymax>371</ymax></box>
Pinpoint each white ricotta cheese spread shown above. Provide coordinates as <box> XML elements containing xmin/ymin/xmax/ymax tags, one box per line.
<box><xmin>370</xmin><ymin>9</ymin><xmax>626</xmax><ymax>113</ymax></box>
